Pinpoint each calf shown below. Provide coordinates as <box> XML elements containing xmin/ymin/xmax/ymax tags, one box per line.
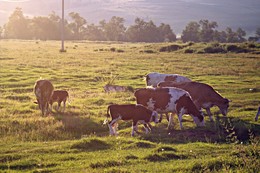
<box><xmin>106</xmin><ymin>104</ymin><xmax>159</xmax><ymax>136</ymax></box>
<box><xmin>103</xmin><ymin>84</ymin><xmax>127</xmax><ymax>93</ymax></box>
<box><xmin>134</xmin><ymin>87</ymin><xmax>204</xmax><ymax>130</ymax></box>
<box><xmin>146</xmin><ymin>72</ymin><xmax>191</xmax><ymax>87</ymax></box>
<box><xmin>34</xmin><ymin>79</ymin><xmax>54</xmax><ymax>115</ymax></box>
<box><xmin>255</xmin><ymin>106</ymin><xmax>260</xmax><ymax>121</ymax></box>
<box><xmin>158</xmin><ymin>81</ymin><xmax>230</xmax><ymax>122</ymax></box>
<box><xmin>49</xmin><ymin>90</ymin><xmax>69</xmax><ymax>112</ymax></box>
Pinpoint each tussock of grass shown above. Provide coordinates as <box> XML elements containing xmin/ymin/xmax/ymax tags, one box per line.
<box><xmin>71</xmin><ymin>138</ymin><xmax>111</xmax><ymax>151</ymax></box>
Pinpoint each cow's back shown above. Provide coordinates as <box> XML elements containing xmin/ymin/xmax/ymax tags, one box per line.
<box><xmin>135</xmin><ymin>87</ymin><xmax>188</xmax><ymax>113</ymax></box>
<box><xmin>146</xmin><ymin>72</ymin><xmax>191</xmax><ymax>87</ymax></box>
<box><xmin>34</xmin><ymin>80</ymin><xmax>54</xmax><ymax>101</ymax></box>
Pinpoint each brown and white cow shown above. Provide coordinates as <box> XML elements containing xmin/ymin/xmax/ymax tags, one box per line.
<box><xmin>34</xmin><ymin>79</ymin><xmax>54</xmax><ymax>115</ymax></box>
<box><xmin>49</xmin><ymin>90</ymin><xmax>69</xmax><ymax>112</ymax></box>
<box><xmin>134</xmin><ymin>87</ymin><xmax>204</xmax><ymax>130</ymax></box>
<box><xmin>255</xmin><ymin>106</ymin><xmax>260</xmax><ymax>121</ymax></box>
<box><xmin>158</xmin><ymin>81</ymin><xmax>230</xmax><ymax>122</ymax></box>
<box><xmin>146</xmin><ymin>72</ymin><xmax>191</xmax><ymax>87</ymax></box>
<box><xmin>105</xmin><ymin>104</ymin><xmax>159</xmax><ymax>136</ymax></box>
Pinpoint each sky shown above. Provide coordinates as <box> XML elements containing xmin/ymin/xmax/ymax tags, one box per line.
<box><xmin>1</xmin><ymin>0</ymin><xmax>260</xmax><ymax>36</ymax></box>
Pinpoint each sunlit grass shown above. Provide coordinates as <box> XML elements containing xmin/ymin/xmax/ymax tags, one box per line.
<box><xmin>0</xmin><ymin>40</ymin><xmax>259</xmax><ymax>172</ymax></box>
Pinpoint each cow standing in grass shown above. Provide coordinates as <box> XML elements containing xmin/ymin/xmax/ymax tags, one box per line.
<box><xmin>34</xmin><ymin>79</ymin><xmax>54</xmax><ymax>115</ymax></box>
<box><xmin>105</xmin><ymin>104</ymin><xmax>159</xmax><ymax>136</ymax></box>
<box><xmin>145</xmin><ymin>72</ymin><xmax>191</xmax><ymax>87</ymax></box>
<box><xmin>134</xmin><ymin>87</ymin><xmax>204</xmax><ymax>130</ymax></box>
<box><xmin>49</xmin><ymin>90</ymin><xmax>69</xmax><ymax>112</ymax></box>
<box><xmin>158</xmin><ymin>81</ymin><xmax>230</xmax><ymax>122</ymax></box>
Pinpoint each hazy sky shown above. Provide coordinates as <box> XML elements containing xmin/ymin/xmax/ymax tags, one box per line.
<box><xmin>1</xmin><ymin>0</ymin><xmax>260</xmax><ymax>36</ymax></box>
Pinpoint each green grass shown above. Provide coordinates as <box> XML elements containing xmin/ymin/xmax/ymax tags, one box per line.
<box><xmin>0</xmin><ymin>40</ymin><xmax>259</xmax><ymax>172</ymax></box>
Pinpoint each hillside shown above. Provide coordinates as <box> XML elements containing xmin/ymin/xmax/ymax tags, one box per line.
<box><xmin>1</xmin><ymin>0</ymin><xmax>260</xmax><ymax>35</ymax></box>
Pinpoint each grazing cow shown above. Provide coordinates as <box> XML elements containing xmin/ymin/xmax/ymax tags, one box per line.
<box><xmin>105</xmin><ymin>104</ymin><xmax>159</xmax><ymax>136</ymax></box>
<box><xmin>104</xmin><ymin>84</ymin><xmax>127</xmax><ymax>93</ymax></box>
<box><xmin>146</xmin><ymin>72</ymin><xmax>191</xmax><ymax>87</ymax></box>
<box><xmin>49</xmin><ymin>90</ymin><xmax>69</xmax><ymax>112</ymax></box>
<box><xmin>34</xmin><ymin>79</ymin><xmax>54</xmax><ymax>115</ymax></box>
<box><xmin>158</xmin><ymin>81</ymin><xmax>230</xmax><ymax>122</ymax></box>
<box><xmin>255</xmin><ymin>106</ymin><xmax>260</xmax><ymax>121</ymax></box>
<box><xmin>134</xmin><ymin>88</ymin><xmax>204</xmax><ymax>130</ymax></box>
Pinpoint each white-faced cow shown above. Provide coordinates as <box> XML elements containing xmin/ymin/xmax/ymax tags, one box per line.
<box><xmin>34</xmin><ymin>79</ymin><xmax>54</xmax><ymax>115</ymax></box>
<box><xmin>158</xmin><ymin>81</ymin><xmax>230</xmax><ymax>122</ymax></box>
<box><xmin>146</xmin><ymin>72</ymin><xmax>191</xmax><ymax>87</ymax></box>
<box><xmin>105</xmin><ymin>104</ymin><xmax>159</xmax><ymax>136</ymax></box>
<box><xmin>255</xmin><ymin>106</ymin><xmax>260</xmax><ymax>121</ymax></box>
<box><xmin>134</xmin><ymin>88</ymin><xmax>204</xmax><ymax>130</ymax></box>
<box><xmin>49</xmin><ymin>90</ymin><xmax>69</xmax><ymax>112</ymax></box>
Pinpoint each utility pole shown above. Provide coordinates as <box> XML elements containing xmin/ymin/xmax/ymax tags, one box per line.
<box><xmin>60</xmin><ymin>0</ymin><xmax>65</xmax><ymax>52</ymax></box>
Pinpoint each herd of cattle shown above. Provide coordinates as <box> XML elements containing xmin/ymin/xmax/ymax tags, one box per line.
<box><xmin>33</xmin><ymin>72</ymin><xmax>259</xmax><ymax>136</ymax></box>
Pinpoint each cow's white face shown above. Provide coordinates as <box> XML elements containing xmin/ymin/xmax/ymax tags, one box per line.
<box><xmin>193</xmin><ymin>112</ymin><xmax>205</xmax><ymax>127</ymax></box>
<box><xmin>151</xmin><ymin>111</ymin><xmax>159</xmax><ymax>123</ymax></box>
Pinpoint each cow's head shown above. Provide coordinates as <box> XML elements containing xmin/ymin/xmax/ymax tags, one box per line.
<box><xmin>151</xmin><ymin>111</ymin><xmax>159</xmax><ymax>124</ymax></box>
<box><xmin>193</xmin><ymin>111</ymin><xmax>205</xmax><ymax>127</ymax></box>
<box><xmin>218</xmin><ymin>98</ymin><xmax>230</xmax><ymax>116</ymax></box>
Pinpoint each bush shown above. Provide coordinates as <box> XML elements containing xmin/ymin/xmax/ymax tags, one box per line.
<box><xmin>226</xmin><ymin>44</ymin><xmax>249</xmax><ymax>53</ymax></box>
<box><xmin>159</xmin><ymin>44</ymin><xmax>182</xmax><ymax>52</ymax></box>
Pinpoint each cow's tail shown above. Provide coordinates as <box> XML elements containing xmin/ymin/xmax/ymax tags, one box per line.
<box><xmin>103</xmin><ymin>105</ymin><xmax>111</xmax><ymax>125</ymax></box>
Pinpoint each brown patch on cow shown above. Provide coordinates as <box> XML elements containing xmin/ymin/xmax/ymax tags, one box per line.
<box><xmin>152</xmin><ymin>88</ymin><xmax>172</xmax><ymax>111</ymax></box>
<box><xmin>164</xmin><ymin>75</ymin><xmax>177</xmax><ymax>82</ymax></box>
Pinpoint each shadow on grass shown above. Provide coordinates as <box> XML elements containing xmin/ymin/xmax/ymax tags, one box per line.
<box><xmin>140</xmin><ymin>116</ymin><xmax>260</xmax><ymax>144</ymax></box>
<box><xmin>52</xmin><ymin>111</ymin><xmax>107</xmax><ymax>139</ymax></box>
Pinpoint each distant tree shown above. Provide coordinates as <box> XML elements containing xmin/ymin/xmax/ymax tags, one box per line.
<box><xmin>226</xmin><ymin>27</ymin><xmax>238</xmax><ymax>42</ymax></box>
<box><xmin>68</xmin><ymin>12</ymin><xmax>87</xmax><ymax>40</ymax></box>
<box><xmin>199</xmin><ymin>20</ymin><xmax>218</xmax><ymax>42</ymax></box>
<box><xmin>100</xmin><ymin>16</ymin><xmax>126</xmax><ymax>41</ymax></box>
<box><xmin>0</xmin><ymin>26</ymin><xmax>2</xmax><ymax>39</ymax></box>
<box><xmin>158</xmin><ymin>23</ymin><xmax>176</xmax><ymax>42</ymax></box>
<box><xmin>255</xmin><ymin>27</ymin><xmax>260</xmax><ymax>38</ymax></box>
<box><xmin>126</xmin><ymin>18</ymin><xmax>162</xmax><ymax>42</ymax></box>
<box><xmin>4</xmin><ymin>7</ymin><xmax>30</xmax><ymax>39</ymax></box>
<box><xmin>213</xmin><ymin>30</ymin><xmax>227</xmax><ymax>43</ymax></box>
<box><xmin>236</xmin><ymin>27</ymin><xmax>246</xmax><ymax>42</ymax></box>
<box><xmin>181</xmin><ymin>21</ymin><xmax>200</xmax><ymax>42</ymax></box>
<box><xmin>85</xmin><ymin>23</ymin><xmax>105</xmax><ymax>41</ymax></box>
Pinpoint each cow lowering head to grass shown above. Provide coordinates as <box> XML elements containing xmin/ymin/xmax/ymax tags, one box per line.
<box><xmin>34</xmin><ymin>79</ymin><xmax>54</xmax><ymax>116</ymax></box>
<box><xmin>105</xmin><ymin>104</ymin><xmax>159</xmax><ymax>136</ymax></box>
<box><xmin>134</xmin><ymin>87</ymin><xmax>204</xmax><ymax>130</ymax></box>
<box><xmin>158</xmin><ymin>81</ymin><xmax>230</xmax><ymax>122</ymax></box>
<box><xmin>145</xmin><ymin>72</ymin><xmax>191</xmax><ymax>87</ymax></box>
<box><xmin>49</xmin><ymin>90</ymin><xmax>69</xmax><ymax>112</ymax></box>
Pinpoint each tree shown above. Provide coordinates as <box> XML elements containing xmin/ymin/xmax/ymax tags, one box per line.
<box><xmin>158</xmin><ymin>23</ymin><xmax>176</xmax><ymax>42</ymax></box>
<box><xmin>99</xmin><ymin>16</ymin><xmax>126</xmax><ymax>41</ymax></box>
<box><xmin>68</xmin><ymin>12</ymin><xmax>87</xmax><ymax>40</ymax></box>
<box><xmin>255</xmin><ymin>27</ymin><xmax>260</xmax><ymax>38</ymax></box>
<box><xmin>85</xmin><ymin>23</ymin><xmax>105</xmax><ymax>41</ymax></box>
<box><xmin>181</xmin><ymin>21</ymin><xmax>200</xmax><ymax>42</ymax></box>
<box><xmin>199</xmin><ymin>20</ymin><xmax>218</xmax><ymax>42</ymax></box>
<box><xmin>4</xmin><ymin>7</ymin><xmax>30</xmax><ymax>39</ymax></box>
<box><xmin>236</xmin><ymin>27</ymin><xmax>246</xmax><ymax>42</ymax></box>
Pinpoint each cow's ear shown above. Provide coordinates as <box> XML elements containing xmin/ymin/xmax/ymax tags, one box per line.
<box><xmin>34</xmin><ymin>101</ymin><xmax>38</xmax><ymax>104</ymax></box>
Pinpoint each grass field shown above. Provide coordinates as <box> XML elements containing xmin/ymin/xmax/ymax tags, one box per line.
<box><xmin>0</xmin><ymin>40</ymin><xmax>260</xmax><ymax>172</ymax></box>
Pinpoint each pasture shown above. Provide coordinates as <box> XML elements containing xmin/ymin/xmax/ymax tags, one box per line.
<box><xmin>0</xmin><ymin>40</ymin><xmax>260</xmax><ymax>172</ymax></box>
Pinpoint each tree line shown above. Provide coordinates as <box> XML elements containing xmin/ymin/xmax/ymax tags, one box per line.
<box><xmin>0</xmin><ymin>8</ymin><xmax>260</xmax><ymax>43</ymax></box>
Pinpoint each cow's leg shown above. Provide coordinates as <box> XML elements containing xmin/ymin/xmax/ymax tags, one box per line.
<box><xmin>159</xmin><ymin>114</ymin><xmax>163</xmax><ymax>122</ymax></box>
<box><xmin>63</xmin><ymin>100</ymin><xmax>66</xmax><ymax>112</ymax></box>
<box><xmin>108</xmin><ymin>122</ymin><xmax>114</xmax><ymax>135</ymax></box>
<box><xmin>143</xmin><ymin>123</ymin><xmax>151</xmax><ymax>134</ymax></box>
<box><xmin>206</xmin><ymin>108</ymin><xmax>214</xmax><ymax>122</ymax></box>
<box><xmin>57</xmin><ymin>102</ymin><xmax>61</xmax><ymax>111</ymax></box>
<box><xmin>131</xmin><ymin>121</ymin><xmax>138</xmax><ymax>137</ymax></box>
<box><xmin>167</xmin><ymin>114</ymin><xmax>174</xmax><ymax>130</ymax></box>
<box><xmin>49</xmin><ymin>103</ymin><xmax>53</xmax><ymax>112</ymax></box>
<box><xmin>177</xmin><ymin>113</ymin><xmax>183</xmax><ymax>130</ymax></box>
